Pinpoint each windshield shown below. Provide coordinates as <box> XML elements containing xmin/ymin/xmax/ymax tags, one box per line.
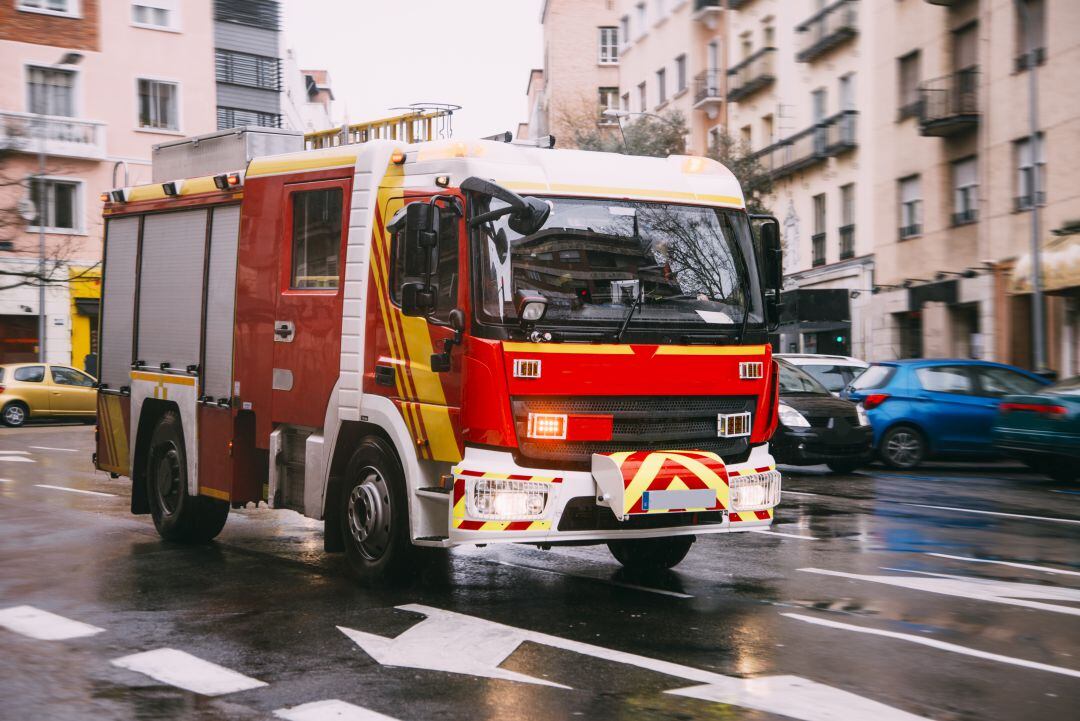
<box><xmin>777</xmin><ymin>360</ymin><xmax>831</xmax><ymax>395</ymax></box>
<box><xmin>472</xmin><ymin>196</ymin><xmax>763</xmax><ymax>337</ymax></box>
<box><xmin>798</xmin><ymin>363</ymin><xmax>864</xmax><ymax>393</ymax></box>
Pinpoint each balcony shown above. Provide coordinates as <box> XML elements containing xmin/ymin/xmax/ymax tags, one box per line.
<box><xmin>812</xmin><ymin>233</ymin><xmax>826</xmax><ymax>267</ymax></box>
<box><xmin>752</xmin><ymin>111</ymin><xmax>857</xmax><ymax>180</ymax></box>
<box><xmin>0</xmin><ymin>111</ymin><xmax>106</xmax><ymax>161</ymax></box>
<box><xmin>726</xmin><ymin>47</ymin><xmax>776</xmax><ymax>103</ymax></box>
<box><xmin>839</xmin><ymin>224</ymin><xmax>855</xmax><ymax>259</ymax></box>
<box><xmin>951</xmin><ymin>209</ymin><xmax>978</xmax><ymax>226</ymax></box>
<box><xmin>693</xmin><ymin>70</ymin><xmax>724</xmax><ymax>112</ymax></box>
<box><xmin>924</xmin><ymin>0</ymin><xmax>957</xmax><ymax>5</ymax></box>
<box><xmin>796</xmin><ymin>0</ymin><xmax>859</xmax><ymax>63</ymax></box>
<box><xmin>919</xmin><ymin>68</ymin><xmax>979</xmax><ymax>136</ymax></box>
<box><xmin>692</xmin><ymin>0</ymin><xmax>723</xmax><ymax>27</ymax></box>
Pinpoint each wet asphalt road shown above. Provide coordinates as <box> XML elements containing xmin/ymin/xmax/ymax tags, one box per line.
<box><xmin>1</xmin><ymin>424</ymin><xmax>1078</xmax><ymax>721</ymax></box>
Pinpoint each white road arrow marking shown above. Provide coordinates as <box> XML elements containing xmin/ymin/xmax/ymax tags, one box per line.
<box><xmin>111</xmin><ymin>648</ymin><xmax>267</xmax><ymax>696</ymax></box>
<box><xmin>274</xmin><ymin>699</ymin><xmax>401</xmax><ymax>721</ymax></box>
<box><xmin>0</xmin><ymin>605</ymin><xmax>105</xmax><ymax>640</ymax></box>
<box><xmin>783</xmin><ymin>612</ymin><xmax>1080</xmax><ymax>678</ymax></box>
<box><xmin>801</xmin><ymin>567</ymin><xmax>1080</xmax><ymax>616</ymax></box>
<box><xmin>340</xmin><ymin>604</ymin><xmax>929</xmax><ymax>721</ymax></box>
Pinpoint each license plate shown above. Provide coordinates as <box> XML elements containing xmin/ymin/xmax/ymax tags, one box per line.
<box><xmin>641</xmin><ymin>489</ymin><xmax>717</xmax><ymax>511</ymax></box>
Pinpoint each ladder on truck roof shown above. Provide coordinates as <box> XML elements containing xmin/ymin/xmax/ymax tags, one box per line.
<box><xmin>304</xmin><ymin>103</ymin><xmax>459</xmax><ymax>150</ymax></box>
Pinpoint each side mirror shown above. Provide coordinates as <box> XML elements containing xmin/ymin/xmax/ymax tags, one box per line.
<box><xmin>462</xmin><ymin>176</ymin><xmax>550</xmax><ymax>236</ymax></box>
<box><xmin>401</xmin><ymin>281</ymin><xmax>435</xmax><ymax>317</ymax></box>
<box><xmin>509</xmin><ymin>196</ymin><xmax>551</xmax><ymax>236</ymax></box>
<box><xmin>398</xmin><ymin>202</ymin><xmax>441</xmax><ymax>312</ymax></box>
<box><xmin>751</xmin><ymin>214</ymin><xmax>783</xmax><ymax>332</ymax></box>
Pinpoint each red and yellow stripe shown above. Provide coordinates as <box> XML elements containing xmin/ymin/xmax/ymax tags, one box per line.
<box><xmin>602</xmin><ymin>450</ymin><xmax>731</xmax><ymax>517</ymax></box>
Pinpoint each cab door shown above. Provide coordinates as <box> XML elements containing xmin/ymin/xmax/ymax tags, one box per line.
<box><xmin>271</xmin><ymin>178</ymin><xmax>351</xmax><ymax>428</ymax></box>
<box><xmin>48</xmin><ymin>366</ymin><xmax>97</xmax><ymax>415</ymax></box>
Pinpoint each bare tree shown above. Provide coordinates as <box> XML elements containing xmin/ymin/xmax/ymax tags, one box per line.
<box><xmin>706</xmin><ymin>130</ymin><xmax>774</xmax><ymax>216</ymax></box>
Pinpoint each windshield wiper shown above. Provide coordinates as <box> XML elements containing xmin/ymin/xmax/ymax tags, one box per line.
<box><xmin>613</xmin><ymin>287</ymin><xmax>644</xmax><ymax>343</ymax></box>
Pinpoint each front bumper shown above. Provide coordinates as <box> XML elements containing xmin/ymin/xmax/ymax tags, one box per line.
<box><xmin>447</xmin><ymin>444</ymin><xmax>779</xmax><ymax>545</ymax></box>
<box><xmin>771</xmin><ymin>423</ymin><xmax>873</xmax><ymax>466</ymax></box>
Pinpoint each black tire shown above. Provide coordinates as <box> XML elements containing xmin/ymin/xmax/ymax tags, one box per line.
<box><xmin>339</xmin><ymin>436</ymin><xmax>417</xmax><ymax>583</ymax></box>
<box><xmin>608</xmin><ymin>536</ymin><xmax>695</xmax><ymax>570</ymax></box>
<box><xmin>1</xmin><ymin>401</ymin><xmax>29</xmax><ymax>427</ymax></box>
<box><xmin>879</xmin><ymin>425</ymin><xmax>926</xmax><ymax>470</ymax></box>
<box><xmin>827</xmin><ymin>460</ymin><xmax>862</xmax><ymax>474</ymax></box>
<box><xmin>1028</xmin><ymin>456</ymin><xmax>1079</xmax><ymax>483</ymax></box>
<box><xmin>146</xmin><ymin>411</ymin><xmax>228</xmax><ymax>543</ymax></box>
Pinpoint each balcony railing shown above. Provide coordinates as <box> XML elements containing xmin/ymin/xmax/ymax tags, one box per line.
<box><xmin>899</xmin><ymin>223</ymin><xmax>922</xmax><ymax>240</ymax></box>
<box><xmin>796</xmin><ymin>0</ymin><xmax>859</xmax><ymax>63</ymax></box>
<box><xmin>839</xmin><ymin>224</ymin><xmax>855</xmax><ymax>259</ymax></box>
<box><xmin>919</xmin><ymin>68</ymin><xmax>979</xmax><ymax>137</ymax></box>
<box><xmin>751</xmin><ymin>111</ymin><xmax>858</xmax><ymax>180</ymax></box>
<box><xmin>693</xmin><ymin>70</ymin><xmax>724</xmax><ymax>107</ymax></box>
<box><xmin>812</xmin><ymin>233</ymin><xmax>826</xmax><ymax>267</ymax></box>
<box><xmin>727</xmin><ymin>47</ymin><xmax>776</xmax><ymax>102</ymax></box>
<box><xmin>0</xmin><ymin>111</ymin><xmax>106</xmax><ymax>160</ymax></box>
<box><xmin>952</xmin><ymin>209</ymin><xmax>978</xmax><ymax>226</ymax></box>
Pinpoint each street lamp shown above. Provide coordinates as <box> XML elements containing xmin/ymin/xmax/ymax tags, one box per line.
<box><xmin>33</xmin><ymin>51</ymin><xmax>82</xmax><ymax>363</ymax></box>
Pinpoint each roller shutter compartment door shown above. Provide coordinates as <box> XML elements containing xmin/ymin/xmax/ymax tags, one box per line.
<box><xmin>137</xmin><ymin>210</ymin><xmax>208</xmax><ymax>370</ymax></box>
<box><xmin>202</xmin><ymin>205</ymin><xmax>240</xmax><ymax>400</ymax></box>
<box><xmin>99</xmin><ymin>216</ymin><xmax>139</xmax><ymax>390</ymax></box>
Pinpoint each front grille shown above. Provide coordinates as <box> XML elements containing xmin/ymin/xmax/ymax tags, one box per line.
<box><xmin>804</xmin><ymin>441</ymin><xmax>869</xmax><ymax>457</ymax></box>
<box><xmin>805</xmin><ymin>414</ymin><xmax>857</xmax><ymax>429</ymax></box>
<box><xmin>513</xmin><ymin>395</ymin><xmax>756</xmax><ymax>467</ymax></box>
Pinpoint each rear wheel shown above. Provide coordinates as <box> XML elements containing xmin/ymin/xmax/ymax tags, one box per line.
<box><xmin>146</xmin><ymin>411</ymin><xmax>229</xmax><ymax>543</ymax></box>
<box><xmin>880</xmin><ymin>425</ymin><xmax>926</xmax><ymax>470</ymax></box>
<box><xmin>1026</xmin><ymin>456</ymin><xmax>1079</xmax><ymax>483</ymax></box>
<box><xmin>608</xmin><ymin>536</ymin><xmax>694</xmax><ymax>570</ymax></box>
<box><xmin>1</xmin><ymin>401</ymin><xmax>28</xmax><ymax>427</ymax></box>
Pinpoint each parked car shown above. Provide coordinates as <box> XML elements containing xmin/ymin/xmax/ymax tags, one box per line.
<box><xmin>771</xmin><ymin>359</ymin><xmax>873</xmax><ymax>474</ymax></box>
<box><xmin>993</xmin><ymin>376</ymin><xmax>1080</xmax><ymax>482</ymax></box>
<box><xmin>0</xmin><ymin>363</ymin><xmax>98</xmax><ymax>427</ymax></box>
<box><xmin>777</xmin><ymin>353</ymin><xmax>869</xmax><ymax>396</ymax></box>
<box><xmin>842</xmin><ymin>359</ymin><xmax>1050</xmax><ymax>469</ymax></box>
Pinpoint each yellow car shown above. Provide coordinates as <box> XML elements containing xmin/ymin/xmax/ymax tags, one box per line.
<box><xmin>0</xmin><ymin>363</ymin><xmax>97</xmax><ymax>427</ymax></box>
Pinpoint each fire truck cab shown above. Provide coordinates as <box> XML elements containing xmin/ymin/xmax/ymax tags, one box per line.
<box><xmin>95</xmin><ymin>126</ymin><xmax>784</xmax><ymax>582</ymax></box>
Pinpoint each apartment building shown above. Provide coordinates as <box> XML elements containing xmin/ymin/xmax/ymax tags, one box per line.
<box><xmin>282</xmin><ymin>51</ymin><xmax>334</xmax><ymax>133</ymax></box>
<box><xmin>0</xmin><ymin>0</ymin><xmax>216</xmax><ymax>368</ymax></box>
<box><xmin>213</xmin><ymin>0</ymin><xmax>283</xmax><ymax>129</ymax></box>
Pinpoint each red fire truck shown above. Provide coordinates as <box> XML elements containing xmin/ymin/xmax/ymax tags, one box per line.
<box><xmin>94</xmin><ymin>124</ymin><xmax>784</xmax><ymax>581</ymax></box>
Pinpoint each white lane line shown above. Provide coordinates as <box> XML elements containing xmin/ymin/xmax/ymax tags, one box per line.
<box><xmin>35</xmin><ymin>484</ymin><xmax>115</xmax><ymax>497</ymax></box>
<box><xmin>0</xmin><ymin>450</ymin><xmax>30</xmax><ymax>455</ymax></box>
<box><xmin>0</xmin><ymin>456</ymin><xmax>34</xmax><ymax>463</ymax></box>
<box><xmin>903</xmin><ymin>502</ymin><xmax>1080</xmax><ymax>525</ymax></box>
<box><xmin>28</xmin><ymin>446</ymin><xmax>80</xmax><ymax>453</ymax></box>
<box><xmin>747</xmin><ymin>528</ymin><xmax>819</xmax><ymax>541</ymax></box>
<box><xmin>488</xmin><ymin>559</ymin><xmax>693</xmax><ymax>599</ymax></box>
<box><xmin>111</xmin><ymin>648</ymin><xmax>267</xmax><ymax>696</ymax></box>
<box><xmin>781</xmin><ymin>490</ymin><xmax>823</xmax><ymax>497</ymax></box>
<box><xmin>275</xmin><ymin>699</ymin><xmax>401</xmax><ymax>721</ymax></box>
<box><xmin>783</xmin><ymin>612</ymin><xmax>1080</xmax><ymax>679</ymax></box>
<box><xmin>0</xmin><ymin>478</ymin><xmax>13</xmax><ymax>483</ymax></box>
<box><xmin>0</xmin><ymin>605</ymin><xmax>104</xmax><ymax>640</ymax></box>
<box><xmin>927</xmin><ymin>553</ymin><xmax>1080</xmax><ymax>577</ymax></box>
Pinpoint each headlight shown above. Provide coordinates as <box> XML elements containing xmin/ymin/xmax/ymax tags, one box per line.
<box><xmin>468</xmin><ymin>478</ymin><xmax>549</xmax><ymax>521</ymax></box>
<box><xmin>778</xmin><ymin>403</ymin><xmax>810</xmax><ymax>428</ymax></box>
<box><xmin>856</xmin><ymin>403</ymin><xmax>870</xmax><ymax>426</ymax></box>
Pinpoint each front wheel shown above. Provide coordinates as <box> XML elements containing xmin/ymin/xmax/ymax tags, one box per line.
<box><xmin>879</xmin><ymin>425</ymin><xmax>926</xmax><ymax>470</ymax></box>
<box><xmin>608</xmin><ymin>536</ymin><xmax>694</xmax><ymax>570</ymax></box>
<box><xmin>146</xmin><ymin>411</ymin><xmax>229</xmax><ymax>543</ymax></box>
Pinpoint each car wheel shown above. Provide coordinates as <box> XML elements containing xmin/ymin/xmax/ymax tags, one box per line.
<box><xmin>1</xmin><ymin>401</ymin><xmax>29</xmax><ymax>428</ymax></box>
<box><xmin>826</xmin><ymin>460</ymin><xmax>862</xmax><ymax>474</ymax></box>
<box><xmin>339</xmin><ymin>436</ymin><xmax>418</xmax><ymax>584</ymax></box>
<box><xmin>146</xmin><ymin>411</ymin><xmax>229</xmax><ymax>543</ymax></box>
<box><xmin>608</xmin><ymin>536</ymin><xmax>695</xmax><ymax>570</ymax></box>
<box><xmin>880</xmin><ymin>425</ymin><xmax>926</xmax><ymax>469</ymax></box>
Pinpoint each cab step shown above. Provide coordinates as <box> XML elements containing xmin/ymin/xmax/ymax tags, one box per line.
<box><xmin>416</xmin><ymin>486</ymin><xmax>451</xmax><ymax>501</ymax></box>
<box><xmin>414</xmin><ymin>535</ymin><xmax>451</xmax><ymax>548</ymax></box>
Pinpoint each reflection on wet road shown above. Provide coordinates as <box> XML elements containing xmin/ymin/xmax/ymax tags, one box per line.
<box><xmin>1</xmin><ymin>425</ymin><xmax>1078</xmax><ymax>720</ymax></box>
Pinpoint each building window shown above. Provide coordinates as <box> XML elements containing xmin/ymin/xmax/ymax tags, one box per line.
<box><xmin>28</xmin><ymin>178</ymin><xmax>80</xmax><ymax>233</ymax></box>
<box><xmin>764</xmin><ymin>24</ymin><xmax>775</xmax><ymax>48</ymax></box>
<box><xmin>619</xmin><ymin>16</ymin><xmax>630</xmax><ymax>48</ymax></box>
<box><xmin>812</xmin><ymin>193</ymin><xmax>826</xmax><ymax>267</ymax></box>
<box><xmin>620</xmin><ymin>92</ymin><xmax>630</xmax><ymax>111</ymax></box>
<box><xmin>1015</xmin><ymin>0</ymin><xmax>1046</xmax><ymax>70</ymax></box>
<box><xmin>214</xmin><ymin>0</ymin><xmax>280</xmax><ymax>30</ymax></box>
<box><xmin>898</xmin><ymin>51</ymin><xmax>921</xmax><ymax>120</ymax></box>
<box><xmin>899</xmin><ymin>175</ymin><xmax>922</xmax><ymax>239</ymax></box>
<box><xmin>598</xmin><ymin>27</ymin><xmax>619</xmax><ymax>64</ymax></box>
<box><xmin>952</xmin><ymin>156</ymin><xmax>978</xmax><ymax>225</ymax></box>
<box><xmin>740</xmin><ymin>125</ymin><xmax>751</xmax><ymax>146</ymax></box>
<box><xmin>635</xmin><ymin>2</ymin><xmax>646</xmax><ymax>39</ymax></box>
<box><xmin>291</xmin><ymin>188</ymin><xmax>343</xmax><ymax>289</ymax></box>
<box><xmin>16</xmin><ymin>0</ymin><xmax>80</xmax><ymax>18</ymax></box>
<box><xmin>1014</xmin><ymin>133</ymin><xmax>1045</xmax><ymax>211</ymax></box>
<box><xmin>217</xmin><ymin>107</ymin><xmax>282</xmax><ymax>130</ymax></box>
<box><xmin>838</xmin><ymin>72</ymin><xmax>855</xmax><ymax>111</ymax></box>
<box><xmin>215</xmin><ymin>49</ymin><xmax>281</xmax><ymax>91</ymax></box>
<box><xmin>598</xmin><ymin>87</ymin><xmax>619</xmax><ymax>122</ymax></box>
<box><xmin>137</xmin><ymin>79</ymin><xmax>178</xmax><ymax>131</ymax></box>
<box><xmin>27</xmin><ymin>66</ymin><xmax>75</xmax><ymax>117</ymax></box>
<box><xmin>656</xmin><ymin>68</ymin><xmax>667</xmax><ymax>105</ymax></box>
<box><xmin>675</xmin><ymin>54</ymin><xmax>687</xmax><ymax>93</ymax></box>
<box><xmin>132</xmin><ymin>1</ymin><xmax>178</xmax><ymax>30</ymax></box>
<box><xmin>637</xmin><ymin>82</ymin><xmax>647</xmax><ymax>112</ymax></box>
<box><xmin>839</xmin><ymin>183</ymin><xmax>855</xmax><ymax>259</ymax></box>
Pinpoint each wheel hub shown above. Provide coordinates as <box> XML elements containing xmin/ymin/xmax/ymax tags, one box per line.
<box><xmin>887</xmin><ymin>432</ymin><xmax>919</xmax><ymax>466</ymax></box>
<box><xmin>347</xmin><ymin>468</ymin><xmax>391</xmax><ymax>561</ymax></box>
<box><xmin>4</xmin><ymin>406</ymin><xmax>25</xmax><ymax>425</ymax></box>
<box><xmin>154</xmin><ymin>446</ymin><xmax>182</xmax><ymax>515</ymax></box>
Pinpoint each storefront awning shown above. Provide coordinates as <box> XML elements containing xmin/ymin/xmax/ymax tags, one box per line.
<box><xmin>1010</xmin><ymin>233</ymin><xmax>1080</xmax><ymax>294</ymax></box>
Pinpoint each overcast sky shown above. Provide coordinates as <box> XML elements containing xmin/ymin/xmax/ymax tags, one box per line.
<box><xmin>281</xmin><ymin>0</ymin><xmax>544</xmax><ymax>139</ymax></box>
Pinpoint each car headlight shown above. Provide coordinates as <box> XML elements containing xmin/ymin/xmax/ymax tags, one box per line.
<box><xmin>778</xmin><ymin>403</ymin><xmax>810</xmax><ymax>428</ymax></box>
<box><xmin>856</xmin><ymin>403</ymin><xmax>870</xmax><ymax>427</ymax></box>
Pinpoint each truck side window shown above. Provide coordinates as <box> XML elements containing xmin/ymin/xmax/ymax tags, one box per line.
<box><xmin>291</xmin><ymin>188</ymin><xmax>343</xmax><ymax>289</ymax></box>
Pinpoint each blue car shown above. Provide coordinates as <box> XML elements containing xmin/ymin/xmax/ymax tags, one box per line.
<box><xmin>842</xmin><ymin>359</ymin><xmax>1050</xmax><ymax>469</ymax></box>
